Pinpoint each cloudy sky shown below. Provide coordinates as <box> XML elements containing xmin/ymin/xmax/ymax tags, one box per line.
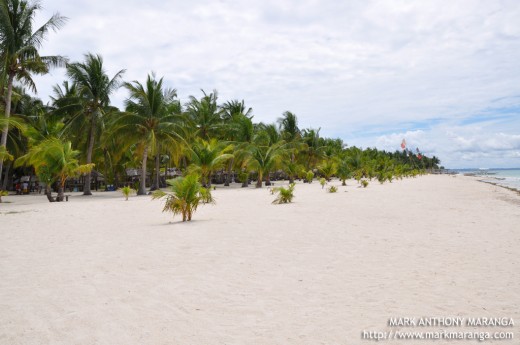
<box><xmin>31</xmin><ymin>0</ymin><xmax>520</xmax><ymax>168</ymax></box>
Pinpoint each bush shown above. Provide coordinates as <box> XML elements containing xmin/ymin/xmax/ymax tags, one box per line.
<box><xmin>361</xmin><ymin>180</ymin><xmax>369</xmax><ymax>188</ymax></box>
<box><xmin>272</xmin><ymin>183</ymin><xmax>295</xmax><ymax>204</ymax></box>
<box><xmin>327</xmin><ymin>185</ymin><xmax>338</xmax><ymax>193</ymax></box>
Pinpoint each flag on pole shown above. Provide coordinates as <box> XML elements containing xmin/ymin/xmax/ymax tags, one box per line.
<box><xmin>401</xmin><ymin>139</ymin><xmax>406</xmax><ymax>150</ymax></box>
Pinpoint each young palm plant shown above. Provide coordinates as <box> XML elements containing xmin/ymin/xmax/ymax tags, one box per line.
<box><xmin>120</xmin><ymin>186</ymin><xmax>134</xmax><ymax>201</ymax></box>
<box><xmin>272</xmin><ymin>183</ymin><xmax>295</xmax><ymax>204</ymax></box>
<box><xmin>152</xmin><ymin>174</ymin><xmax>214</xmax><ymax>222</ymax></box>
<box><xmin>0</xmin><ymin>189</ymin><xmax>8</xmax><ymax>203</ymax></box>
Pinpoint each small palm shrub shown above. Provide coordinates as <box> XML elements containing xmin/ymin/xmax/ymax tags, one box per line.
<box><xmin>272</xmin><ymin>183</ymin><xmax>295</xmax><ymax>204</ymax></box>
<box><xmin>120</xmin><ymin>186</ymin><xmax>134</xmax><ymax>201</ymax></box>
<box><xmin>152</xmin><ymin>174</ymin><xmax>214</xmax><ymax>222</ymax></box>
<box><xmin>306</xmin><ymin>170</ymin><xmax>314</xmax><ymax>183</ymax></box>
<box><xmin>327</xmin><ymin>185</ymin><xmax>338</xmax><ymax>193</ymax></box>
<box><xmin>0</xmin><ymin>190</ymin><xmax>8</xmax><ymax>203</ymax></box>
<box><xmin>319</xmin><ymin>177</ymin><xmax>327</xmax><ymax>189</ymax></box>
<box><xmin>361</xmin><ymin>180</ymin><xmax>369</xmax><ymax>188</ymax></box>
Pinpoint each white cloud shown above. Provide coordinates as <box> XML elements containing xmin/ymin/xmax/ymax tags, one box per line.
<box><xmin>26</xmin><ymin>0</ymin><xmax>520</xmax><ymax>168</ymax></box>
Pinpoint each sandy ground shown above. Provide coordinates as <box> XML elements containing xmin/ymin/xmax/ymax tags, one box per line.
<box><xmin>1</xmin><ymin>175</ymin><xmax>519</xmax><ymax>345</ymax></box>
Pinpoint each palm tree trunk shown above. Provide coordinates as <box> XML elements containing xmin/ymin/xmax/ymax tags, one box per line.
<box><xmin>83</xmin><ymin>116</ymin><xmax>96</xmax><ymax>195</ymax></box>
<box><xmin>0</xmin><ymin>73</ymin><xmax>15</xmax><ymax>187</ymax></box>
<box><xmin>265</xmin><ymin>172</ymin><xmax>271</xmax><ymax>186</ymax></box>
<box><xmin>224</xmin><ymin>158</ymin><xmax>234</xmax><ymax>186</ymax></box>
<box><xmin>1</xmin><ymin>162</ymin><xmax>11</xmax><ymax>190</ymax></box>
<box><xmin>151</xmin><ymin>150</ymin><xmax>160</xmax><ymax>191</ymax></box>
<box><xmin>138</xmin><ymin>146</ymin><xmax>148</xmax><ymax>195</ymax></box>
<box><xmin>256</xmin><ymin>171</ymin><xmax>263</xmax><ymax>188</ymax></box>
<box><xmin>45</xmin><ymin>184</ymin><xmax>56</xmax><ymax>202</ymax></box>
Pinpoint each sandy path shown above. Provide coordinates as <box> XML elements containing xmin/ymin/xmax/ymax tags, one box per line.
<box><xmin>1</xmin><ymin>175</ymin><xmax>519</xmax><ymax>344</ymax></box>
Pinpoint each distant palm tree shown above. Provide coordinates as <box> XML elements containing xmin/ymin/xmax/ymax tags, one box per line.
<box><xmin>65</xmin><ymin>53</ymin><xmax>125</xmax><ymax>195</ymax></box>
<box><xmin>113</xmin><ymin>73</ymin><xmax>178</xmax><ymax>195</ymax></box>
<box><xmin>278</xmin><ymin>111</ymin><xmax>303</xmax><ymax>183</ymax></box>
<box><xmin>244</xmin><ymin>141</ymin><xmax>286</xmax><ymax>188</ymax></box>
<box><xmin>188</xmin><ymin>138</ymin><xmax>233</xmax><ymax>187</ymax></box>
<box><xmin>185</xmin><ymin>90</ymin><xmax>222</xmax><ymax>140</ymax></box>
<box><xmin>0</xmin><ymin>0</ymin><xmax>67</xmax><ymax>186</ymax></box>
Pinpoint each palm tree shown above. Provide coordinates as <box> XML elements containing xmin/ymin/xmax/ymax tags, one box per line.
<box><xmin>336</xmin><ymin>158</ymin><xmax>351</xmax><ymax>186</ymax></box>
<box><xmin>152</xmin><ymin>174</ymin><xmax>214</xmax><ymax>222</ymax></box>
<box><xmin>112</xmin><ymin>73</ymin><xmax>178</xmax><ymax>195</ymax></box>
<box><xmin>188</xmin><ymin>138</ymin><xmax>233</xmax><ymax>187</ymax></box>
<box><xmin>0</xmin><ymin>0</ymin><xmax>67</xmax><ymax>186</ymax></box>
<box><xmin>278</xmin><ymin>111</ymin><xmax>303</xmax><ymax>183</ymax></box>
<box><xmin>15</xmin><ymin>138</ymin><xmax>93</xmax><ymax>202</ymax></box>
<box><xmin>244</xmin><ymin>141</ymin><xmax>286</xmax><ymax>188</ymax></box>
<box><xmin>185</xmin><ymin>90</ymin><xmax>222</xmax><ymax>140</ymax></box>
<box><xmin>65</xmin><ymin>53</ymin><xmax>124</xmax><ymax>195</ymax></box>
<box><xmin>222</xmin><ymin>100</ymin><xmax>253</xmax><ymax>186</ymax></box>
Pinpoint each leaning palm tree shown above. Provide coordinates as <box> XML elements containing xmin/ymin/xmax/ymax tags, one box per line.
<box><xmin>0</xmin><ymin>0</ymin><xmax>67</xmax><ymax>186</ymax></box>
<box><xmin>112</xmin><ymin>73</ymin><xmax>179</xmax><ymax>195</ymax></box>
<box><xmin>152</xmin><ymin>174</ymin><xmax>214</xmax><ymax>222</ymax></box>
<box><xmin>65</xmin><ymin>53</ymin><xmax>125</xmax><ymax>195</ymax></box>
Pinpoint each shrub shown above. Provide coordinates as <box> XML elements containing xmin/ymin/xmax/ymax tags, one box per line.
<box><xmin>272</xmin><ymin>183</ymin><xmax>295</xmax><ymax>204</ymax></box>
<box><xmin>361</xmin><ymin>180</ymin><xmax>369</xmax><ymax>188</ymax></box>
<box><xmin>327</xmin><ymin>185</ymin><xmax>338</xmax><ymax>193</ymax></box>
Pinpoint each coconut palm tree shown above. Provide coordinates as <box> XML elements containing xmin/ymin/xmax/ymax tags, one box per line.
<box><xmin>184</xmin><ymin>90</ymin><xmax>222</xmax><ymax>140</ymax></box>
<box><xmin>278</xmin><ymin>111</ymin><xmax>304</xmax><ymax>183</ymax></box>
<box><xmin>187</xmin><ymin>138</ymin><xmax>233</xmax><ymax>187</ymax></box>
<box><xmin>244</xmin><ymin>141</ymin><xmax>287</xmax><ymax>188</ymax></box>
<box><xmin>221</xmin><ymin>100</ymin><xmax>254</xmax><ymax>186</ymax></box>
<box><xmin>65</xmin><ymin>53</ymin><xmax>125</xmax><ymax>195</ymax></box>
<box><xmin>15</xmin><ymin>138</ymin><xmax>93</xmax><ymax>202</ymax></box>
<box><xmin>0</xmin><ymin>0</ymin><xmax>67</xmax><ymax>186</ymax></box>
<box><xmin>152</xmin><ymin>174</ymin><xmax>214</xmax><ymax>222</ymax></box>
<box><xmin>112</xmin><ymin>73</ymin><xmax>179</xmax><ymax>195</ymax></box>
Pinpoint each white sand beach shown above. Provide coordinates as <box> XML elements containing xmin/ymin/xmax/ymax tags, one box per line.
<box><xmin>1</xmin><ymin>175</ymin><xmax>519</xmax><ymax>344</ymax></box>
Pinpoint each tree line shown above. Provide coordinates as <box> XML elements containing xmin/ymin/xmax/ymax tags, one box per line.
<box><xmin>0</xmin><ymin>0</ymin><xmax>441</xmax><ymax>202</ymax></box>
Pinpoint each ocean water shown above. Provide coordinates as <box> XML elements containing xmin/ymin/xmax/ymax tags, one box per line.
<box><xmin>463</xmin><ymin>169</ymin><xmax>520</xmax><ymax>190</ymax></box>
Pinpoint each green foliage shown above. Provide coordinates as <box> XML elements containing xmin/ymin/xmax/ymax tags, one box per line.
<box><xmin>15</xmin><ymin>138</ymin><xmax>94</xmax><ymax>201</ymax></box>
<box><xmin>319</xmin><ymin>160</ymin><xmax>337</xmax><ymax>180</ymax></box>
<box><xmin>327</xmin><ymin>185</ymin><xmax>338</xmax><ymax>193</ymax></box>
<box><xmin>336</xmin><ymin>159</ymin><xmax>351</xmax><ymax>186</ymax></box>
<box><xmin>272</xmin><ymin>183</ymin><xmax>295</xmax><ymax>204</ymax></box>
<box><xmin>319</xmin><ymin>177</ymin><xmax>327</xmax><ymax>189</ymax></box>
<box><xmin>361</xmin><ymin>180</ymin><xmax>369</xmax><ymax>188</ymax></box>
<box><xmin>120</xmin><ymin>186</ymin><xmax>134</xmax><ymax>200</ymax></box>
<box><xmin>306</xmin><ymin>170</ymin><xmax>314</xmax><ymax>183</ymax></box>
<box><xmin>0</xmin><ymin>190</ymin><xmax>8</xmax><ymax>203</ymax></box>
<box><xmin>152</xmin><ymin>174</ymin><xmax>214</xmax><ymax>221</ymax></box>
